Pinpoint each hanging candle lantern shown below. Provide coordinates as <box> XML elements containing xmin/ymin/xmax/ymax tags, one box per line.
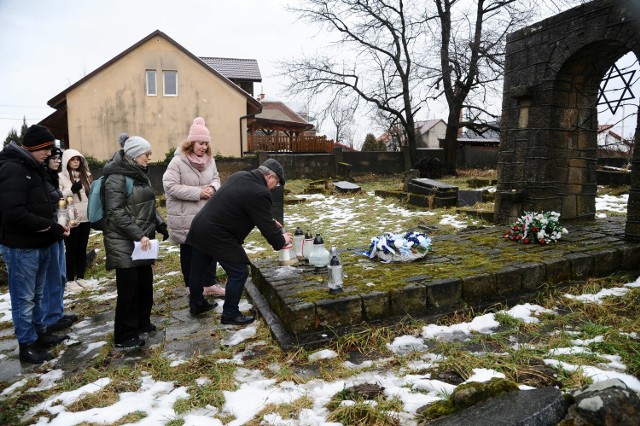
<box><xmin>327</xmin><ymin>246</ymin><xmax>344</xmax><ymax>294</ymax></box>
<box><xmin>293</xmin><ymin>227</ymin><xmax>305</xmax><ymax>260</ymax></box>
<box><xmin>302</xmin><ymin>229</ymin><xmax>314</xmax><ymax>261</ymax></box>
<box><xmin>309</xmin><ymin>233</ymin><xmax>330</xmax><ymax>268</ymax></box>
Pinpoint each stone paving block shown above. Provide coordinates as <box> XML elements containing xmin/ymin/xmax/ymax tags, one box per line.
<box><xmin>315</xmin><ymin>295</ymin><xmax>363</xmax><ymax>329</ymax></box>
<box><xmin>495</xmin><ymin>265</ymin><xmax>522</xmax><ymax>297</ymax></box>
<box><xmin>565</xmin><ymin>252</ymin><xmax>594</xmax><ymax>280</ymax></box>
<box><xmin>390</xmin><ymin>282</ymin><xmax>427</xmax><ymax>318</ymax></box>
<box><xmin>619</xmin><ymin>244</ymin><xmax>640</xmax><ymax>270</ymax></box>
<box><xmin>544</xmin><ymin>257</ymin><xmax>572</xmax><ymax>284</ymax></box>
<box><xmin>590</xmin><ymin>248</ymin><xmax>622</xmax><ymax>277</ymax></box>
<box><xmin>360</xmin><ymin>291</ymin><xmax>391</xmax><ymax>321</ymax></box>
<box><xmin>462</xmin><ymin>273</ymin><xmax>497</xmax><ymax>303</ymax></box>
<box><xmin>426</xmin><ymin>277</ymin><xmax>462</xmax><ymax>308</ymax></box>
<box><xmin>282</xmin><ymin>302</ymin><xmax>317</xmax><ymax>335</ymax></box>
<box><xmin>516</xmin><ymin>262</ymin><xmax>547</xmax><ymax>291</ymax></box>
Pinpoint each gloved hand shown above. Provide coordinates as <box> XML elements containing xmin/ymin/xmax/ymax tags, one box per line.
<box><xmin>157</xmin><ymin>223</ymin><xmax>169</xmax><ymax>241</ymax></box>
<box><xmin>52</xmin><ymin>223</ymin><xmax>66</xmax><ymax>238</ymax></box>
<box><xmin>71</xmin><ymin>180</ymin><xmax>82</xmax><ymax>194</ymax></box>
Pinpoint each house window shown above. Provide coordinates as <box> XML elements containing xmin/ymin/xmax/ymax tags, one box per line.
<box><xmin>146</xmin><ymin>70</ymin><xmax>157</xmax><ymax>96</ymax></box>
<box><xmin>163</xmin><ymin>70</ymin><xmax>178</xmax><ymax>96</ymax></box>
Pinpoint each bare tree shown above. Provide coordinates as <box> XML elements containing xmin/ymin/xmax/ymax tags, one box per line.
<box><xmin>280</xmin><ymin>0</ymin><xmax>427</xmax><ymax>165</ymax></box>
<box><xmin>422</xmin><ymin>0</ymin><xmax>527</xmax><ymax>173</ymax></box>
<box><xmin>281</xmin><ymin>0</ymin><xmax>587</xmax><ymax>173</ymax></box>
<box><xmin>424</xmin><ymin>0</ymin><xmax>588</xmax><ymax>174</ymax></box>
<box><xmin>321</xmin><ymin>92</ymin><xmax>359</xmax><ymax>146</ymax></box>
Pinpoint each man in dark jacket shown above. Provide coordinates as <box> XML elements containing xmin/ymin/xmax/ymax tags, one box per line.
<box><xmin>186</xmin><ymin>159</ymin><xmax>293</xmax><ymax>325</ymax></box>
<box><xmin>0</xmin><ymin>125</ymin><xmax>70</xmax><ymax>364</ymax></box>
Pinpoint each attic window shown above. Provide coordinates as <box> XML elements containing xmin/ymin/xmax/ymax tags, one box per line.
<box><xmin>146</xmin><ymin>70</ymin><xmax>157</xmax><ymax>96</ymax></box>
<box><xmin>163</xmin><ymin>70</ymin><xmax>178</xmax><ymax>96</ymax></box>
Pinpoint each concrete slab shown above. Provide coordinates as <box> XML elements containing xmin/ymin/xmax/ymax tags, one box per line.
<box><xmin>412</xmin><ymin>178</ymin><xmax>456</xmax><ymax>189</ymax></box>
<box><xmin>334</xmin><ymin>181</ymin><xmax>361</xmax><ymax>193</ymax></box>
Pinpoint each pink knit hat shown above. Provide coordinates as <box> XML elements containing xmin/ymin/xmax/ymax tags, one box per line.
<box><xmin>187</xmin><ymin>117</ymin><xmax>211</xmax><ymax>143</ymax></box>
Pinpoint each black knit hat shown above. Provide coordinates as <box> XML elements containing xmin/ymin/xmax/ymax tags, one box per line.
<box><xmin>23</xmin><ymin>125</ymin><xmax>55</xmax><ymax>151</ymax></box>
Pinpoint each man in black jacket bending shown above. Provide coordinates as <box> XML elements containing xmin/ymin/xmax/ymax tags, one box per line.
<box><xmin>0</xmin><ymin>125</ymin><xmax>71</xmax><ymax>364</ymax></box>
<box><xmin>186</xmin><ymin>159</ymin><xmax>293</xmax><ymax>325</ymax></box>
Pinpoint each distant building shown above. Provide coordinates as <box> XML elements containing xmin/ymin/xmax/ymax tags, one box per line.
<box><xmin>598</xmin><ymin>124</ymin><xmax>631</xmax><ymax>153</ymax></box>
<box><xmin>416</xmin><ymin>119</ymin><xmax>447</xmax><ymax>148</ymax></box>
<box><xmin>377</xmin><ymin>119</ymin><xmax>447</xmax><ymax>150</ymax></box>
<box><xmin>457</xmin><ymin>121</ymin><xmax>501</xmax><ymax>147</ymax></box>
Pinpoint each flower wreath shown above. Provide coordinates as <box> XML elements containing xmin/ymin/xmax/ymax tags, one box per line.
<box><xmin>503</xmin><ymin>211</ymin><xmax>568</xmax><ymax>244</ymax></box>
<box><xmin>364</xmin><ymin>231</ymin><xmax>432</xmax><ymax>262</ymax></box>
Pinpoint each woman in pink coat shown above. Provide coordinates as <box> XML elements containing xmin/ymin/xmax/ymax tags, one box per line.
<box><xmin>162</xmin><ymin>117</ymin><xmax>225</xmax><ymax>297</ymax></box>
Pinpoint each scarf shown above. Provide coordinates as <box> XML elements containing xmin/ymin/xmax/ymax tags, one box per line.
<box><xmin>187</xmin><ymin>152</ymin><xmax>210</xmax><ymax>172</ymax></box>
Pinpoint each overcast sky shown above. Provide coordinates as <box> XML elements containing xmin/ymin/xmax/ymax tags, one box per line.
<box><xmin>0</xmin><ymin>0</ymin><xmax>328</xmax><ymax>140</ymax></box>
<box><xmin>1</xmin><ymin>0</ymin><xmax>637</xmax><ymax>146</ymax></box>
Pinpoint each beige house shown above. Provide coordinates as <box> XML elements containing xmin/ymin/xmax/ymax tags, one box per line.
<box><xmin>41</xmin><ymin>30</ymin><xmax>262</xmax><ymax>160</ymax></box>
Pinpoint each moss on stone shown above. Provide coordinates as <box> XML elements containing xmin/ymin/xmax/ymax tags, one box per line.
<box><xmin>417</xmin><ymin>378</ymin><xmax>519</xmax><ymax>422</ymax></box>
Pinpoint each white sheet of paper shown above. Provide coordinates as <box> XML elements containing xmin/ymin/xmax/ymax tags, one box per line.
<box><xmin>131</xmin><ymin>239</ymin><xmax>159</xmax><ymax>260</ymax></box>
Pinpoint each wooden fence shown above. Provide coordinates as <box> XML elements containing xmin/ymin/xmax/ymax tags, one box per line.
<box><xmin>248</xmin><ymin>134</ymin><xmax>335</xmax><ymax>153</ymax></box>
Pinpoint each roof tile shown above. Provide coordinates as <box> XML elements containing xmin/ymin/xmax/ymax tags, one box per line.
<box><xmin>199</xmin><ymin>57</ymin><xmax>262</xmax><ymax>81</ymax></box>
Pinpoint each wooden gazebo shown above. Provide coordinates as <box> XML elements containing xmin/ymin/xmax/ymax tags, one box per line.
<box><xmin>247</xmin><ymin>99</ymin><xmax>334</xmax><ymax>153</ymax></box>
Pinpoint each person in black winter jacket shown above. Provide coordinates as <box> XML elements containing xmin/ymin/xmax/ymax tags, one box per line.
<box><xmin>186</xmin><ymin>159</ymin><xmax>293</xmax><ymax>325</ymax></box>
<box><xmin>101</xmin><ymin>136</ymin><xmax>168</xmax><ymax>349</ymax></box>
<box><xmin>0</xmin><ymin>125</ymin><xmax>70</xmax><ymax>364</ymax></box>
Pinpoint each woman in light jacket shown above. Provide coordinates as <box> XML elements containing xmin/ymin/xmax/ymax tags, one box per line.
<box><xmin>163</xmin><ymin>117</ymin><xmax>224</xmax><ymax>297</ymax></box>
<box><xmin>102</xmin><ymin>136</ymin><xmax>168</xmax><ymax>348</ymax></box>
<box><xmin>59</xmin><ymin>148</ymin><xmax>93</xmax><ymax>289</ymax></box>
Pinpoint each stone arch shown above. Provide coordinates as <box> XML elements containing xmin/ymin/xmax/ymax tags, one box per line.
<box><xmin>495</xmin><ymin>0</ymin><xmax>640</xmax><ymax>241</ymax></box>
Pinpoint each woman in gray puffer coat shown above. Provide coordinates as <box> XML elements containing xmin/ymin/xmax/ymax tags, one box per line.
<box><xmin>102</xmin><ymin>136</ymin><xmax>168</xmax><ymax>349</ymax></box>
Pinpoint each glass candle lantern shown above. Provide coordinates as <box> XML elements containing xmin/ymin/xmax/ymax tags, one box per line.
<box><xmin>327</xmin><ymin>246</ymin><xmax>344</xmax><ymax>294</ymax></box>
<box><xmin>66</xmin><ymin>196</ymin><xmax>79</xmax><ymax>227</ymax></box>
<box><xmin>56</xmin><ymin>198</ymin><xmax>69</xmax><ymax>227</ymax></box>
<box><xmin>278</xmin><ymin>243</ymin><xmax>298</xmax><ymax>266</ymax></box>
<box><xmin>309</xmin><ymin>233</ymin><xmax>330</xmax><ymax>268</ymax></box>
<box><xmin>293</xmin><ymin>227</ymin><xmax>304</xmax><ymax>259</ymax></box>
<box><xmin>302</xmin><ymin>229</ymin><xmax>314</xmax><ymax>260</ymax></box>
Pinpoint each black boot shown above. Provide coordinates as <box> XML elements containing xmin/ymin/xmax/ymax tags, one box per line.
<box><xmin>47</xmin><ymin>316</ymin><xmax>74</xmax><ymax>332</ymax></box>
<box><xmin>115</xmin><ymin>337</ymin><xmax>145</xmax><ymax>349</ymax></box>
<box><xmin>19</xmin><ymin>343</ymin><xmax>53</xmax><ymax>364</ymax></box>
<box><xmin>37</xmin><ymin>331</ymin><xmax>69</xmax><ymax>348</ymax></box>
<box><xmin>189</xmin><ymin>300</ymin><xmax>216</xmax><ymax>316</ymax></box>
<box><xmin>221</xmin><ymin>313</ymin><xmax>255</xmax><ymax>325</ymax></box>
